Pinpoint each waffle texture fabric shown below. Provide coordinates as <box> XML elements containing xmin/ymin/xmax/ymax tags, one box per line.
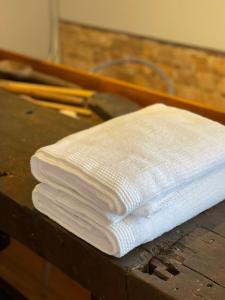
<box><xmin>31</xmin><ymin>104</ymin><xmax>225</xmax><ymax>257</ymax></box>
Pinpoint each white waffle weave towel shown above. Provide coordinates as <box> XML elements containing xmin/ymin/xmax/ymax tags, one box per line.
<box><xmin>33</xmin><ymin>163</ymin><xmax>225</xmax><ymax>257</ymax></box>
<box><xmin>31</xmin><ymin>104</ymin><xmax>225</xmax><ymax>256</ymax></box>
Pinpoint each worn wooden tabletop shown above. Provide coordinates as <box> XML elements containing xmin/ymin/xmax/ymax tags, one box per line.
<box><xmin>1</xmin><ymin>90</ymin><xmax>225</xmax><ymax>300</ymax></box>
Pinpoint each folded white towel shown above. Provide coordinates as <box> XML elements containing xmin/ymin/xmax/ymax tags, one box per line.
<box><xmin>31</xmin><ymin>104</ymin><xmax>225</xmax><ymax>256</ymax></box>
<box><xmin>33</xmin><ymin>163</ymin><xmax>225</xmax><ymax>257</ymax></box>
<box><xmin>31</xmin><ymin>104</ymin><xmax>225</xmax><ymax>219</ymax></box>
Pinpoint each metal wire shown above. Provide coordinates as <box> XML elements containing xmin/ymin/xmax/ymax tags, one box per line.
<box><xmin>91</xmin><ymin>58</ymin><xmax>175</xmax><ymax>95</ymax></box>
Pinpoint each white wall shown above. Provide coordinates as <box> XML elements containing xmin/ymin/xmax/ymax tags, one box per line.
<box><xmin>60</xmin><ymin>0</ymin><xmax>225</xmax><ymax>52</ymax></box>
<box><xmin>1</xmin><ymin>0</ymin><xmax>224</xmax><ymax>59</ymax></box>
<box><xmin>0</xmin><ymin>0</ymin><xmax>56</xmax><ymax>59</ymax></box>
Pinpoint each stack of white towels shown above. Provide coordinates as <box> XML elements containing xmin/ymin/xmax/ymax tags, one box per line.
<box><xmin>31</xmin><ymin>104</ymin><xmax>225</xmax><ymax>257</ymax></box>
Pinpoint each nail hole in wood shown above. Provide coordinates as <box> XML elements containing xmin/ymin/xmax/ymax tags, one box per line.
<box><xmin>0</xmin><ymin>171</ymin><xmax>13</xmax><ymax>177</ymax></box>
<box><xmin>26</xmin><ymin>110</ymin><xmax>34</xmax><ymax>114</ymax></box>
<box><xmin>206</xmin><ymin>283</ymin><xmax>213</xmax><ymax>288</ymax></box>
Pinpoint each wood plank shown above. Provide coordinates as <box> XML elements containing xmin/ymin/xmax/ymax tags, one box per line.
<box><xmin>201</xmin><ymin>206</ymin><xmax>225</xmax><ymax>237</ymax></box>
<box><xmin>0</xmin><ymin>90</ymin><xmax>94</xmax><ymax>209</ymax></box>
<box><xmin>0</xmin><ymin>49</ymin><xmax>225</xmax><ymax>125</ymax></box>
<box><xmin>0</xmin><ymin>90</ymin><xmax>128</xmax><ymax>300</ymax></box>
<box><xmin>128</xmin><ymin>227</ymin><xmax>225</xmax><ymax>299</ymax></box>
<box><xmin>0</xmin><ymin>239</ymin><xmax>90</xmax><ymax>300</ymax></box>
<box><xmin>127</xmin><ymin>200</ymin><xmax>225</xmax><ymax>300</ymax></box>
<box><xmin>128</xmin><ymin>263</ymin><xmax>225</xmax><ymax>300</ymax></box>
<box><xmin>164</xmin><ymin>228</ymin><xmax>225</xmax><ymax>287</ymax></box>
<box><xmin>1</xmin><ymin>82</ymin><xmax>225</xmax><ymax>299</ymax></box>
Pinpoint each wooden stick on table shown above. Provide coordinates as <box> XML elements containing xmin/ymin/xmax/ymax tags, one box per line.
<box><xmin>21</xmin><ymin>95</ymin><xmax>92</xmax><ymax>117</ymax></box>
<box><xmin>16</xmin><ymin>89</ymin><xmax>84</xmax><ymax>106</ymax></box>
<box><xmin>0</xmin><ymin>80</ymin><xmax>94</xmax><ymax>98</ymax></box>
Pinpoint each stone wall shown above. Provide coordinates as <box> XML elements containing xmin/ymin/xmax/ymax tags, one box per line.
<box><xmin>60</xmin><ymin>22</ymin><xmax>225</xmax><ymax>110</ymax></box>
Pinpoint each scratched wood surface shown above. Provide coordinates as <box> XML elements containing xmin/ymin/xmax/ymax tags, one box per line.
<box><xmin>1</xmin><ymin>89</ymin><xmax>225</xmax><ymax>299</ymax></box>
<box><xmin>1</xmin><ymin>49</ymin><xmax>225</xmax><ymax>125</ymax></box>
<box><xmin>128</xmin><ymin>202</ymin><xmax>225</xmax><ymax>300</ymax></box>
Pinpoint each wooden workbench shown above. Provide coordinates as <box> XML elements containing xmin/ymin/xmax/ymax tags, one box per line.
<box><xmin>1</xmin><ymin>89</ymin><xmax>225</xmax><ymax>300</ymax></box>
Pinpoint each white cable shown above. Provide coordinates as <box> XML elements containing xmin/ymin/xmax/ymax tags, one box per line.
<box><xmin>47</xmin><ymin>0</ymin><xmax>60</xmax><ymax>62</ymax></box>
<box><xmin>91</xmin><ymin>58</ymin><xmax>174</xmax><ymax>95</ymax></box>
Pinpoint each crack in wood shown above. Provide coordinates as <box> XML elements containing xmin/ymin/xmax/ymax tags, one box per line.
<box><xmin>201</xmin><ymin>225</ymin><xmax>225</xmax><ymax>239</ymax></box>
<box><xmin>182</xmin><ymin>263</ymin><xmax>225</xmax><ymax>289</ymax></box>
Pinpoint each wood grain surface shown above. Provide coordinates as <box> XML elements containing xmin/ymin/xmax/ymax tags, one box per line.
<box><xmin>1</xmin><ymin>90</ymin><xmax>225</xmax><ymax>299</ymax></box>
<box><xmin>1</xmin><ymin>49</ymin><xmax>225</xmax><ymax>125</ymax></box>
<box><xmin>0</xmin><ymin>239</ymin><xmax>90</xmax><ymax>300</ymax></box>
